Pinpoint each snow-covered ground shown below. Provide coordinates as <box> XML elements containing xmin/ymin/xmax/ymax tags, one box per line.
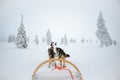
<box><xmin>0</xmin><ymin>42</ymin><xmax>120</xmax><ymax>80</ymax></box>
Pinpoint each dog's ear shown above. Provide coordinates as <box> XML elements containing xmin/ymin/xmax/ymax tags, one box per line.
<box><xmin>55</xmin><ymin>43</ymin><xmax>57</xmax><ymax>46</ymax></box>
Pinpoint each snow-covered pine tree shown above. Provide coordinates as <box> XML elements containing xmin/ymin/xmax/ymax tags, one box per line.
<box><xmin>81</xmin><ymin>38</ymin><xmax>85</xmax><ymax>43</ymax></box>
<box><xmin>0</xmin><ymin>37</ymin><xmax>5</xmax><ymax>43</ymax></box>
<box><xmin>112</xmin><ymin>40</ymin><xmax>117</xmax><ymax>46</ymax></box>
<box><xmin>69</xmin><ymin>38</ymin><xmax>76</xmax><ymax>43</ymax></box>
<box><xmin>27</xmin><ymin>37</ymin><xmax>29</xmax><ymax>42</ymax></box>
<box><xmin>8</xmin><ymin>35</ymin><xmax>12</xmax><ymax>43</ymax></box>
<box><xmin>34</xmin><ymin>35</ymin><xmax>39</xmax><ymax>45</ymax></box>
<box><xmin>96</xmin><ymin>12</ymin><xmax>112</xmax><ymax>47</ymax></box>
<box><xmin>89</xmin><ymin>39</ymin><xmax>92</xmax><ymax>43</ymax></box>
<box><xmin>42</xmin><ymin>37</ymin><xmax>45</xmax><ymax>43</ymax></box>
<box><xmin>46</xmin><ymin>29</ymin><xmax>52</xmax><ymax>45</ymax></box>
<box><xmin>8</xmin><ymin>35</ymin><xmax>15</xmax><ymax>43</ymax></box>
<box><xmin>61</xmin><ymin>37</ymin><xmax>64</xmax><ymax>44</ymax></box>
<box><xmin>16</xmin><ymin>15</ymin><xmax>28</xmax><ymax>48</ymax></box>
<box><xmin>64</xmin><ymin>34</ymin><xmax>68</xmax><ymax>45</ymax></box>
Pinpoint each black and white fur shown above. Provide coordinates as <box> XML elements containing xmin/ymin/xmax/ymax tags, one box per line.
<box><xmin>56</xmin><ymin>47</ymin><xmax>70</xmax><ymax>67</ymax></box>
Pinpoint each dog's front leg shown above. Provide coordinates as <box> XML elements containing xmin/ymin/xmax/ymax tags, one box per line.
<box><xmin>60</xmin><ymin>60</ymin><xmax>62</xmax><ymax>67</ymax></box>
<box><xmin>48</xmin><ymin>61</ymin><xmax>50</xmax><ymax>68</ymax></box>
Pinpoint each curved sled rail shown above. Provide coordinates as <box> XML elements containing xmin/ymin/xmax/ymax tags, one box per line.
<box><xmin>32</xmin><ymin>58</ymin><xmax>83</xmax><ymax>80</ymax></box>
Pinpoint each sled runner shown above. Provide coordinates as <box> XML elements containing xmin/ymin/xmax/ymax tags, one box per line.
<box><xmin>32</xmin><ymin>58</ymin><xmax>83</xmax><ymax>80</ymax></box>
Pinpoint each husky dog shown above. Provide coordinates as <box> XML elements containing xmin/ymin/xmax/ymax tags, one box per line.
<box><xmin>48</xmin><ymin>42</ymin><xmax>56</xmax><ymax>68</ymax></box>
<box><xmin>56</xmin><ymin>47</ymin><xmax>70</xmax><ymax>67</ymax></box>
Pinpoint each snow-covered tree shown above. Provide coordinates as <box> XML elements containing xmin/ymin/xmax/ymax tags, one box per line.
<box><xmin>64</xmin><ymin>34</ymin><xmax>68</xmax><ymax>45</ymax></box>
<box><xmin>61</xmin><ymin>34</ymin><xmax>68</xmax><ymax>45</ymax></box>
<box><xmin>61</xmin><ymin>37</ymin><xmax>64</xmax><ymax>44</ymax></box>
<box><xmin>81</xmin><ymin>38</ymin><xmax>85</xmax><ymax>43</ymax></box>
<box><xmin>42</xmin><ymin>37</ymin><xmax>45</xmax><ymax>43</ymax></box>
<box><xmin>46</xmin><ymin>29</ymin><xmax>52</xmax><ymax>45</ymax></box>
<box><xmin>8</xmin><ymin>35</ymin><xmax>15</xmax><ymax>43</ymax></box>
<box><xmin>27</xmin><ymin>37</ymin><xmax>29</xmax><ymax>42</ymax></box>
<box><xmin>112</xmin><ymin>40</ymin><xmax>117</xmax><ymax>46</ymax></box>
<box><xmin>86</xmin><ymin>40</ymin><xmax>89</xmax><ymax>43</ymax></box>
<box><xmin>96</xmin><ymin>12</ymin><xmax>112</xmax><ymax>47</ymax></box>
<box><xmin>69</xmin><ymin>38</ymin><xmax>76</xmax><ymax>43</ymax></box>
<box><xmin>0</xmin><ymin>37</ymin><xmax>5</xmax><ymax>42</ymax></box>
<box><xmin>89</xmin><ymin>39</ymin><xmax>92</xmax><ymax>43</ymax></box>
<box><xmin>34</xmin><ymin>35</ymin><xmax>39</xmax><ymax>45</ymax></box>
<box><xmin>16</xmin><ymin>15</ymin><xmax>28</xmax><ymax>48</ymax></box>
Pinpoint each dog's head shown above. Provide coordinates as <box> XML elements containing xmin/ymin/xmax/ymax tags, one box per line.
<box><xmin>55</xmin><ymin>47</ymin><xmax>62</xmax><ymax>54</ymax></box>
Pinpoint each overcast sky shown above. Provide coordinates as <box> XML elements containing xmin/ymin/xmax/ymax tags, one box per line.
<box><xmin>0</xmin><ymin>0</ymin><xmax>120</xmax><ymax>42</ymax></box>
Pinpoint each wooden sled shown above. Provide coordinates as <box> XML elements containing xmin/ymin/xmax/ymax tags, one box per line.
<box><xmin>32</xmin><ymin>58</ymin><xmax>83</xmax><ymax>80</ymax></box>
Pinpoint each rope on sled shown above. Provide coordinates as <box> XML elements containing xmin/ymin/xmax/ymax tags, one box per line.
<box><xmin>51</xmin><ymin>65</ymin><xmax>74</xmax><ymax>80</ymax></box>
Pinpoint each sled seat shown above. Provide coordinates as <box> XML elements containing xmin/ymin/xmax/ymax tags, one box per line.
<box><xmin>33</xmin><ymin>70</ymin><xmax>81</xmax><ymax>80</ymax></box>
